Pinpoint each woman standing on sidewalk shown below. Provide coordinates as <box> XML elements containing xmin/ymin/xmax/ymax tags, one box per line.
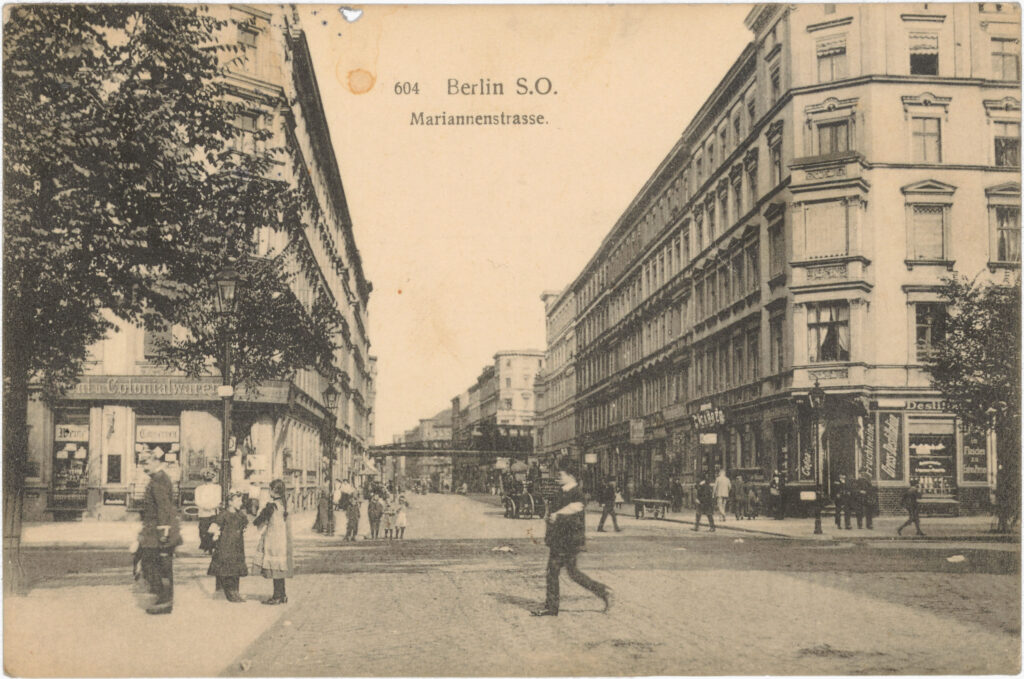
<box><xmin>253</xmin><ymin>479</ymin><xmax>294</xmax><ymax>605</ymax></box>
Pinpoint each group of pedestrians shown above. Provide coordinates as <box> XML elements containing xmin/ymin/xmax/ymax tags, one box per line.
<box><xmin>135</xmin><ymin>449</ymin><xmax>295</xmax><ymax>614</ymax></box>
<box><xmin>832</xmin><ymin>471</ymin><xmax>879</xmax><ymax>530</ymax></box>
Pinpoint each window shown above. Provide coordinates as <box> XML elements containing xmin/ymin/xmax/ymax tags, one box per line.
<box><xmin>721</xmin><ymin>128</ymin><xmax>729</xmax><ymax>155</ymax></box>
<box><xmin>233</xmin><ymin>112</ymin><xmax>260</xmax><ymax>154</ymax></box>
<box><xmin>747</xmin><ymin>329</ymin><xmax>760</xmax><ymax>380</ymax></box>
<box><xmin>708</xmin><ymin>270</ymin><xmax>717</xmax><ymax>313</ymax></box>
<box><xmin>143</xmin><ymin>327</ymin><xmax>171</xmax><ymax>360</ymax></box>
<box><xmin>720</xmin><ymin>193</ymin><xmax>729</xmax><ymax>231</ymax></box>
<box><xmin>817</xmin><ymin>119</ymin><xmax>850</xmax><ymax>155</ymax></box>
<box><xmin>769</xmin><ymin>221</ymin><xmax>785</xmax><ymax>277</ymax></box>
<box><xmin>807</xmin><ymin>302</ymin><xmax>850</xmax><ymax>362</ymax></box>
<box><xmin>707</xmin><ymin>203</ymin><xmax>716</xmax><ymax>240</ymax></box>
<box><xmin>817</xmin><ymin>38</ymin><xmax>847</xmax><ymax>83</ymax></box>
<box><xmin>732</xmin><ymin>177</ymin><xmax>743</xmax><ymax>217</ymax></box>
<box><xmin>682</xmin><ymin>227</ymin><xmax>691</xmax><ymax>263</ymax></box>
<box><xmin>734</xmin><ymin>113</ymin><xmax>743</xmax><ymax>144</ymax></box>
<box><xmin>746</xmin><ymin>241</ymin><xmax>760</xmax><ymax>292</ymax></box>
<box><xmin>506</xmin><ymin>378</ymin><xmax>511</xmax><ymax>388</ymax></box>
<box><xmin>802</xmin><ymin>201</ymin><xmax>848</xmax><ymax>258</ymax></box>
<box><xmin>503</xmin><ymin>399</ymin><xmax>513</xmax><ymax>410</ymax></box>
<box><xmin>909</xmin><ymin>205</ymin><xmax>947</xmax><ymax>260</ymax></box>
<box><xmin>770</xmin><ymin>315</ymin><xmax>785</xmax><ymax>373</ymax></box>
<box><xmin>747</xmin><ymin>98</ymin><xmax>757</xmax><ymax>130</ymax></box>
<box><xmin>909</xmin><ymin>32</ymin><xmax>939</xmax><ymax>75</ymax></box>
<box><xmin>747</xmin><ymin>164</ymin><xmax>759</xmax><ymax>206</ymax></box>
<box><xmin>733</xmin><ymin>252</ymin><xmax>745</xmax><ymax>299</ymax></box>
<box><xmin>911</xmin><ymin>117</ymin><xmax>941</xmax><ymax>163</ymax></box>
<box><xmin>770</xmin><ymin>141</ymin><xmax>783</xmax><ymax>184</ymax></box>
<box><xmin>770</xmin><ymin>67</ymin><xmax>782</xmax><ymax>104</ymax></box>
<box><xmin>994</xmin><ymin>121</ymin><xmax>1020</xmax><ymax>167</ymax></box>
<box><xmin>708</xmin><ymin>142</ymin><xmax>715</xmax><ymax>168</ymax></box>
<box><xmin>237</xmin><ymin>24</ymin><xmax>258</xmax><ymax>48</ymax></box>
<box><xmin>733</xmin><ymin>339</ymin><xmax>744</xmax><ymax>386</ymax></box>
<box><xmin>696</xmin><ymin>156</ymin><xmax>703</xmax><ymax>181</ymax></box>
<box><xmin>695</xmin><ymin>214</ymin><xmax>704</xmax><ymax>251</ymax></box>
<box><xmin>992</xmin><ymin>37</ymin><xmax>1021</xmax><ymax>80</ymax></box>
<box><xmin>994</xmin><ymin>205</ymin><xmax>1021</xmax><ymax>262</ymax></box>
<box><xmin>915</xmin><ymin>303</ymin><xmax>947</xmax><ymax>361</ymax></box>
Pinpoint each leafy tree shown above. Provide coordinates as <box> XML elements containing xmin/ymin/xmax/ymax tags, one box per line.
<box><xmin>3</xmin><ymin>6</ymin><xmax>341</xmax><ymax>592</ymax></box>
<box><xmin>927</xmin><ymin>273</ymin><xmax>1021</xmax><ymax>530</ymax></box>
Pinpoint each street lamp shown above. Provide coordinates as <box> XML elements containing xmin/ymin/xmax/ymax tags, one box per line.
<box><xmin>322</xmin><ymin>383</ymin><xmax>340</xmax><ymax>536</ymax></box>
<box><xmin>216</xmin><ymin>266</ymin><xmax>240</xmax><ymax>504</ymax></box>
<box><xmin>808</xmin><ymin>380</ymin><xmax>826</xmax><ymax>535</ymax></box>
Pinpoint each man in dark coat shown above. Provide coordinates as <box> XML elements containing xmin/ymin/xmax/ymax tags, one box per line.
<box><xmin>138</xmin><ymin>451</ymin><xmax>182</xmax><ymax>615</ymax></box>
<box><xmin>692</xmin><ymin>474</ymin><xmax>716</xmax><ymax>532</ymax></box>
<box><xmin>532</xmin><ymin>458</ymin><xmax>612</xmax><ymax>617</ymax></box>
<box><xmin>595</xmin><ymin>477</ymin><xmax>621</xmax><ymax>532</ymax></box>
<box><xmin>851</xmin><ymin>471</ymin><xmax>876</xmax><ymax>529</ymax></box>
<box><xmin>833</xmin><ymin>474</ymin><xmax>852</xmax><ymax>529</ymax></box>
<box><xmin>897</xmin><ymin>479</ymin><xmax>925</xmax><ymax>536</ymax></box>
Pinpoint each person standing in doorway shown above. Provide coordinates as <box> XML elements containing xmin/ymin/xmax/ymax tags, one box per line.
<box><xmin>532</xmin><ymin>458</ymin><xmax>612</xmax><ymax>617</ymax></box>
<box><xmin>897</xmin><ymin>479</ymin><xmax>925</xmax><ymax>536</ymax></box>
<box><xmin>693</xmin><ymin>474</ymin><xmax>716</xmax><ymax>532</ymax></box>
<box><xmin>833</xmin><ymin>474</ymin><xmax>852</xmax><ymax>530</ymax></box>
<box><xmin>769</xmin><ymin>471</ymin><xmax>784</xmax><ymax>519</ymax></box>
<box><xmin>253</xmin><ymin>479</ymin><xmax>294</xmax><ymax>605</ymax></box>
<box><xmin>852</xmin><ymin>470</ymin><xmax>876</xmax><ymax>529</ymax></box>
<box><xmin>138</xmin><ymin>451</ymin><xmax>182</xmax><ymax>615</ymax></box>
<box><xmin>713</xmin><ymin>468</ymin><xmax>731</xmax><ymax>522</ymax></box>
<box><xmin>596</xmin><ymin>477</ymin><xmax>622</xmax><ymax>533</ymax></box>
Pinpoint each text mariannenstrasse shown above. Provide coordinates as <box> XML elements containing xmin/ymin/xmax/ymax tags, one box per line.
<box><xmin>410</xmin><ymin>111</ymin><xmax>548</xmax><ymax>126</ymax></box>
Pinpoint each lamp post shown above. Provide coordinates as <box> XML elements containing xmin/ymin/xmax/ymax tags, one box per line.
<box><xmin>808</xmin><ymin>380</ymin><xmax>826</xmax><ymax>535</ymax></box>
<box><xmin>322</xmin><ymin>384</ymin><xmax>340</xmax><ymax>536</ymax></box>
<box><xmin>215</xmin><ymin>266</ymin><xmax>240</xmax><ymax>504</ymax></box>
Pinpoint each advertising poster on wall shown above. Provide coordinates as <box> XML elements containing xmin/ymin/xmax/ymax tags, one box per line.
<box><xmin>878</xmin><ymin>412</ymin><xmax>904</xmax><ymax>482</ymax></box>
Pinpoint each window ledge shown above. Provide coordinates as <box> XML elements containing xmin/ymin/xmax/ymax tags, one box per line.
<box><xmin>904</xmin><ymin>258</ymin><xmax>954</xmax><ymax>271</ymax></box>
<box><xmin>988</xmin><ymin>260</ymin><xmax>1022</xmax><ymax>272</ymax></box>
<box><xmin>767</xmin><ymin>272</ymin><xmax>787</xmax><ymax>289</ymax></box>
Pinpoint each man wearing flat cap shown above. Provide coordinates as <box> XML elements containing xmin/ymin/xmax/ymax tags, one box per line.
<box><xmin>138</xmin><ymin>450</ymin><xmax>182</xmax><ymax>614</ymax></box>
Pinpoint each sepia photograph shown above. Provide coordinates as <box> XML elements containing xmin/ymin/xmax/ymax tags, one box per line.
<box><xmin>2</xmin><ymin>2</ymin><xmax>1021</xmax><ymax>676</ymax></box>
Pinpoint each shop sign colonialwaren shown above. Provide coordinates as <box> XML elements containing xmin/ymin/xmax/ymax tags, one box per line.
<box><xmin>65</xmin><ymin>375</ymin><xmax>290</xmax><ymax>404</ymax></box>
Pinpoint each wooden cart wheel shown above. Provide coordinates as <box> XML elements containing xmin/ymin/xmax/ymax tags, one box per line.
<box><xmin>504</xmin><ymin>497</ymin><xmax>515</xmax><ymax>518</ymax></box>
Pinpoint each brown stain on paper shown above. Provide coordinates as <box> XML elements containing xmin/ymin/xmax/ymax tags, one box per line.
<box><xmin>346</xmin><ymin>68</ymin><xmax>375</xmax><ymax>94</ymax></box>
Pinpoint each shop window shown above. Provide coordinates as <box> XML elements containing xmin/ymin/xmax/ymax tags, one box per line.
<box><xmin>911</xmin><ymin>116</ymin><xmax>941</xmax><ymax>162</ymax></box>
<box><xmin>914</xmin><ymin>302</ymin><xmax>947</xmax><ymax>362</ymax></box>
<box><xmin>908</xmin><ymin>204</ymin><xmax>949</xmax><ymax>261</ymax></box>
<box><xmin>994</xmin><ymin>121</ymin><xmax>1020</xmax><ymax>167</ymax></box>
<box><xmin>992</xmin><ymin>37</ymin><xmax>1021</xmax><ymax>80</ymax></box>
<box><xmin>807</xmin><ymin>301</ymin><xmax>850</xmax><ymax>362</ymax></box>
<box><xmin>53</xmin><ymin>420</ymin><xmax>90</xmax><ymax>494</ymax></box>
<box><xmin>817</xmin><ymin>119</ymin><xmax>850</xmax><ymax>155</ymax></box>
<box><xmin>816</xmin><ymin>37</ymin><xmax>847</xmax><ymax>83</ymax></box>
<box><xmin>908</xmin><ymin>418</ymin><xmax>956</xmax><ymax>497</ymax></box>
<box><xmin>909</xmin><ymin>32</ymin><xmax>939</xmax><ymax>75</ymax></box>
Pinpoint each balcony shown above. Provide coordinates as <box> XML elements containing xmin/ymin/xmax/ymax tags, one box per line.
<box><xmin>789</xmin><ymin>151</ymin><xmax>868</xmax><ymax>195</ymax></box>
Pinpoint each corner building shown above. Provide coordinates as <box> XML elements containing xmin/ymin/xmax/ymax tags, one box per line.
<box><xmin>540</xmin><ymin>3</ymin><xmax>1019</xmax><ymax>514</ymax></box>
<box><xmin>26</xmin><ymin>6</ymin><xmax>376</xmax><ymax>521</ymax></box>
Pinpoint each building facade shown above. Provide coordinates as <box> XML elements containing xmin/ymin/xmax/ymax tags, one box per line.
<box><xmin>27</xmin><ymin>6</ymin><xmax>375</xmax><ymax>521</ymax></box>
<box><xmin>540</xmin><ymin>2</ymin><xmax>1019</xmax><ymax>513</ymax></box>
<box><xmin>537</xmin><ymin>290</ymin><xmax>578</xmax><ymax>463</ymax></box>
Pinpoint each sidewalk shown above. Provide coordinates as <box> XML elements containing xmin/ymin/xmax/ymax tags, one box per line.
<box><xmin>588</xmin><ymin>504</ymin><xmax>1017</xmax><ymax>542</ymax></box>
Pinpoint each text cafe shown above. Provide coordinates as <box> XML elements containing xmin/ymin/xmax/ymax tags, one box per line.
<box><xmin>862</xmin><ymin>399</ymin><xmax>994</xmax><ymax>514</ymax></box>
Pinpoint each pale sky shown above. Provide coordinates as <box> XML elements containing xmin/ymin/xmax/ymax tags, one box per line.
<box><xmin>299</xmin><ymin>4</ymin><xmax>754</xmax><ymax>443</ymax></box>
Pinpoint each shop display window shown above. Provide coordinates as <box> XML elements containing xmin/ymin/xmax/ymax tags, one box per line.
<box><xmin>53</xmin><ymin>422</ymin><xmax>90</xmax><ymax>492</ymax></box>
<box><xmin>907</xmin><ymin>418</ymin><xmax>956</xmax><ymax>497</ymax></box>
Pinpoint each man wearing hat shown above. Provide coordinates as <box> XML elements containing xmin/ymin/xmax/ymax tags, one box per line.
<box><xmin>195</xmin><ymin>468</ymin><xmax>221</xmax><ymax>556</ymax></box>
<box><xmin>532</xmin><ymin>457</ymin><xmax>612</xmax><ymax>617</ymax></box>
<box><xmin>138</xmin><ymin>450</ymin><xmax>182</xmax><ymax>614</ymax></box>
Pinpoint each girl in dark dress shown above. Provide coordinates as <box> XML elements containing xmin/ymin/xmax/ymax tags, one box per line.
<box><xmin>208</xmin><ymin>491</ymin><xmax>248</xmax><ymax>602</ymax></box>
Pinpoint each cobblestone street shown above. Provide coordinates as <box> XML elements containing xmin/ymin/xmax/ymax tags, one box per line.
<box><xmin>5</xmin><ymin>493</ymin><xmax>1020</xmax><ymax>676</ymax></box>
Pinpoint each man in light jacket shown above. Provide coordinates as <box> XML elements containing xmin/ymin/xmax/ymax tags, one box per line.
<box><xmin>713</xmin><ymin>468</ymin><xmax>731</xmax><ymax>521</ymax></box>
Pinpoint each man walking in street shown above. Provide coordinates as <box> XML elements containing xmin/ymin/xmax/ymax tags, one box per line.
<box><xmin>138</xmin><ymin>450</ymin><xmax>182</xmax><ymax>614</ymax></box>
<box><xmin>532</xmin><ymin>458</ymin><xmax>612</xmax><ymax>617</ymax></box>
<box><xmin>693</xmin><ymin>474</ymin><xmax>716</xmax><ymax>532</ymax></box>
<box><xmin>897</xmin><ymin>479</ymin><xmax>925</xmax><ymax>536</ymax></box>
<box><xmin>713</xmin><ymin>468</ymin><xmax>731</xmax><ymax>522</ymax></box>
<box><xmin>596</xmin><ymin>477</ymin><xmax>622</xmax><ymax>533</ymax></box>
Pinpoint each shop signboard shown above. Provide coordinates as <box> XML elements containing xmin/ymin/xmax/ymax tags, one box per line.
<box><xmin>878</xmin><ymin>412</ymin><xmax>904</xmax><ymax>481</ymax></box>
<box><xmin>585</xmin><ymin>453</ymin><xmax>598</xmax><ymax>464</ymax></box>
<box><xmin>136</xmin><ymin>425</ymin><xmax>179</xmax><ymax>443</ymax></box>
<box><xmin>630</xmin><ymin>419</ymin><xmax>645</xmax><ymax>444</ymax></box>
<box><xmin>699</xmin><ymin>432</ymin><xmax>717</xmax><ymax>445</ymax></box>
<box><xmin>66</xmin><ymin>375</ymin><xmax>290</xmax><ymax>403</ymax></box>
<box><xmin>55</xmin><ymin>424</ymin><xmax>89</xmax><ymax>442</ymax></box>
<box><xmin>962</xmin><ymin>429</ymin><xmax>988</xmax><ymax>484</ymax></box>
<box><xmin>799</xmin><ymin>444</ymin><xmax>814</xmax><ymax>482</ymax></box>
<box><xmin>691</xmin><ymin>405</ymin><xmax>725</xmax><ymax>431</ymax></box>
<box><xmin>103</xmin><ymin>491</ymin><xmax>128</xmax><ymax>506</ymax></box>
<box><xmin>861</xmin><ymin>415</ymin><xmax>877</xmax><ymax>479</ymax></box>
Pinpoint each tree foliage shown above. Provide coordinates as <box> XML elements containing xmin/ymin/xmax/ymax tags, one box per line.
<box><xmin>927</xmin><ymin>273</ymin><xmax>1021</xmax><ymax>437</ymax></box>
<box><xmin>3</xmin><ymin>5</ymin><xmax>344</xmax><ymax>589</ymax></box>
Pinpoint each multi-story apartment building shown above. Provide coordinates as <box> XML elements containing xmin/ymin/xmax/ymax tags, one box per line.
<box><xmin>26</xmin><ymin>6</ymin><xmax>375</xmax><ymax>520</ymax></box>
<box><xmin>537</xmin><ymin>290</ymin><xmax>578</xmax><ymax>461</ymax></box>
<box><xmin>542</xmin><ymin>3</ymin><xmax>1019</xmax><ymax>513</ymax></box>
